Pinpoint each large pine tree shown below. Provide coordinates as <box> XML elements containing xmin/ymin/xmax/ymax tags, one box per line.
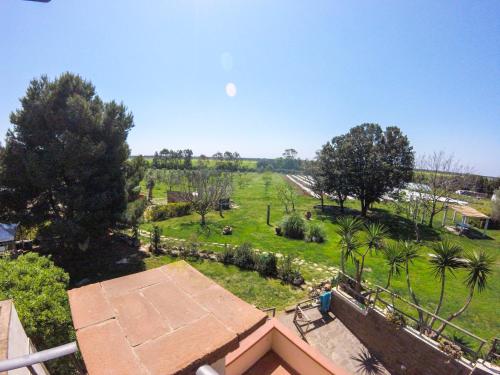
<box><xmin>0</xmin><ymin>73</ymin><xmax>134</xmax><ymax>250</ymax></box>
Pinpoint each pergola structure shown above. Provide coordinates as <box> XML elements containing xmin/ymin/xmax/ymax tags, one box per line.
<box><xmin>442</xmin><ymin>204</ymin><xmax>490</xmax><ymax>237</ymax></box>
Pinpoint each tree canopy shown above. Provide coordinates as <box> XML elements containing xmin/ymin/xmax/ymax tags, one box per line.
<box><xmin>0</xmin><ymin>73</ymin><xmax>133</xmax><ymax>250</ymax></box>
<box><xmin>318</xmin><ymin>124</ymin><xmax>414</xmax><ymax>216</ymax></box>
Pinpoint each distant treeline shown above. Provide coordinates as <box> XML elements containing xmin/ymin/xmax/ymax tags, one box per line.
<box><xmin>141</xmin><ymin>148</ymin><xmax>305</xmax><ymax>173</ymax></box>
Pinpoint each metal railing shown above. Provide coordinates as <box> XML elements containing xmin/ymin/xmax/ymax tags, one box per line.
<box><xmin>260</xmin><ymin>307</ymin><xmax>276</xmax><ymax>318</ymax></box>
<box><xmin>0</xmin><ymin>342</ymin><xmax>78</xmax><ymax>374</ymax></box>
<box><xmin>333</xmin><ymin>271</ymin><xmax>488</xmax><ymax>363</ymax></box>
<box><xmin>372</xmin><ymin>285</ymin><xmax>487</xmax><ymax>362</ymax></box>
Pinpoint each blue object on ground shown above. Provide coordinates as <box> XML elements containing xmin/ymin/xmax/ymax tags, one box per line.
<box><xmin>319</xmin><ymin>291</ymin><xmax>332</xmax><ymax>313</ymax></box>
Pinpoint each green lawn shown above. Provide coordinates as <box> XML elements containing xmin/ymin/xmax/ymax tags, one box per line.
<box><xmin>145</xmin><ymin>255</ymin><xmax>306</xmax><ymax>312</ymax></box>
<box><xmin>140</xmin><ymin>172</ymin><xmax>500</xmax><ymax>341</ymax></box>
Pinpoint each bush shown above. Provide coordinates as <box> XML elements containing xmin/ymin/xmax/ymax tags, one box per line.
<box><xmin>218</xmin><ymin>244</ymin><xmax>235</xmax><ymax>264</ymax></box>
<box><xmin>281</xmin><ymin>213</ymin><xmax>306</xmax><ymax>239</ymax></box>
<box><xmin>278</xmin><ymin>254</ymin><xmax>303</xmax><ymax>285</ymax></box>
<box><xmin>122</xmin><ymin>196</ymin><xmax>147</xmax><ymax>225</ymax></box>
<box><xmin>233</xmin><ymin>242</ymin><xmax>255</xmax><ymax>270</ymax></box>
<box><xmin>438</xmin><ymin>339</ymin><xmax>463</xmax><ymax>359</ymax></box>
<box><xmin>306</xmin><ymin>222</ymin><xmax>326</xmax><ymax>243</ymax></box>
<box><xmin>385</xmin><ymin>310</ymin><xmax>406</xmax><ymax>327</ymax></box>
<box><xmin>0</xmin><ymin>253</ymin><xmax>76</xmax><ymax>374</ymax></box>
<box><xmin>144</xmin><ymin>202</ymin><xmax>192</xmax><ymax>222</ymax></box>
<box><xmin>255</xmin><ymin>253</ymin><xmax>278</xmax><ymax>277</ymax></box>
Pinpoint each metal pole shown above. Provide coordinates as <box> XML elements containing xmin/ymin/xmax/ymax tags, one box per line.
<box><xmin>0</xmin><ymin>342</ymin><xmax>78</xmax><ymax>372</ymax></box>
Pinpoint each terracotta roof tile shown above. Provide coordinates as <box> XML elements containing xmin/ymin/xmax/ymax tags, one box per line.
<box><xmin>110</xmin><ymin>291</ymin><xmax>168</xmax><ymax>347</ymax></box>
<box><xmin>76</xmin><ymin>319</ymin><xmax>147</xmax><ymax>375</ymax></box>
<box><xmin>101</xmin><ymin>267</ymin><xmax>165</xmax><ymax>298</ymax></box>
<box><xmin>196</xmin><ymin>284</ymin><xmax>268</xmax><ymax>339</ymax></box>
<box><xmin>141</xmin><ymin>280</ymin><xmax>207</xmax><ymax>330</ymax></box>
<box><xmin>68</xmin><ymin>283</ymin><xmax>114</xmax><ymax>330</ymax></box>
<box><xmin>135</xmin><ymin>315</ymin><xmax>238</xmax><ymax>375</ymax></box>
<box><xmin>68</xmin><ymin>261</ymin><xmax>267</xmax><ymax>375</ymax></box>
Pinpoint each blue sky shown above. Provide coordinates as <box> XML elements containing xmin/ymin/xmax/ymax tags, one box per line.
<box><xmin>1</xmin><ymin>1</ymin><xmax>499</xmax><ymax>176</ymax></box>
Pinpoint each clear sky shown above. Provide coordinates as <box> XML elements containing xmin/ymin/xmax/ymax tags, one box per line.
<box><xmin>1</xmin><ymin>1</ymin><xmax>499</xmax><ymax>176</ymax></box>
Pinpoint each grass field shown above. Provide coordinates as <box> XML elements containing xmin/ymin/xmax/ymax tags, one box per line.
<box><xmin>140</xmin><ymin>172</ymin><xmax>500</xmax><ymax>341</ymax></box>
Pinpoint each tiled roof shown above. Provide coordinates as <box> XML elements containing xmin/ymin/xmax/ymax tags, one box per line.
<box><xmin>68</xmin><ymin>261</ymin><xmax>267</xmax><ymax>375</ymax></box>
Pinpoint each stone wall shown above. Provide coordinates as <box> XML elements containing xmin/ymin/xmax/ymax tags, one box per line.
<box><xmin>330</xmin><ymin>289</ymin><xmax>488</xmax><ymax>375</ymax></box>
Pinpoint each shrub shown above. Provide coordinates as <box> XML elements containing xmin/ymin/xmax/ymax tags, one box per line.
<box><xmin>255</xmin><ymin>253</ymin><xmax>278</xmax><ymax>277</ymax></box>
<box><xmin>122</xmin><ymin>196</ymin><xmax>147</xmax><ymax>225</ymax></box>
<box><xmin>218</xmin><ymin>244</ymin><xmax>236</xmax><ymax>264</ymax></box>
<box><xmin>0</xmin><ymin>253</ymin><xmax>76</xmax><ymax>374</ymax></box>
<box><xmin>233</xmin><ymin>242</ymin><xmax>255</xmax><ymax>270</ymax></box>
<box><xmin>144</xmin><ymin>202</ymin><xmax>192</xmax><ymax>222</ymax></box>
<box><xmin>438</xmin><ymin>339</ymin><xmax>463</xmax><ymax>359</ymax></box>
<box><xmin>306</xmin><ymin>223</ymin><xmax>326</xmax><ymax>243</ymax></box>
<box><xmin>278</xmin><ymin>254</ymin><xmax>303</xmax><ymax>285</ymax></box>
<box><xmin>385</xmin><ymin>310</ymin><xmax>406</xmax><ymax>327</ymax></box>
<box><xmin>281</xmin><ymin>213</ymin><xmax>306</xmax><ymax>239</ymax></box>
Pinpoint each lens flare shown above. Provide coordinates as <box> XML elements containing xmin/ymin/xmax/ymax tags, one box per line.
<box><xmin>225</xmin><ymin>82</ymin><xmax>237</xmax><ymax>97</ymax></box>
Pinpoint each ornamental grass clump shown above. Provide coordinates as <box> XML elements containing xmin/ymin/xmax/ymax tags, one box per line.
<box><xmin>306</xmin><ymin>222</ymin><xmax>327</xmax><ymax>243</ymax></box>
<box><xmin>281</xmin><ymin>212</ymin><xmax>306</xmax><ymax>239</ymax></box>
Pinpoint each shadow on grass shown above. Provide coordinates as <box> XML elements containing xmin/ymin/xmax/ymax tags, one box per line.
<box><xmin>314</xmin><ymin>204</ymin><xmax>441</xmax><ymax>242</ymax></box>
<box><xmin>370</xmin><ymin>207</ymin><xmax>441</xmax><ymax>242</ymax></box>
<box><xmin>179</xmin><ymin>220</ymin><xmax>227</xmax><ymax>238</ymax></box>
<box><xmin>43</xmin><ymin>233</ymin><xmax>148</xmax><ymax>288</ymax></box>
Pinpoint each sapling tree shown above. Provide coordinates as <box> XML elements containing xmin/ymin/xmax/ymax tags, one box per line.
<box><xmin>275</xmin><ymin>181</ymin><xmax>298</xmax><ymax>213</ymax></box>
<box><xmin>150</xmin><ymin>225</ymin><xmax>162</xmax><ymax>253</ymax></box>
<box><xmin>181</xmin><ymin>169</ymin><xmax>232</xmax><ymax>225</ymax></box>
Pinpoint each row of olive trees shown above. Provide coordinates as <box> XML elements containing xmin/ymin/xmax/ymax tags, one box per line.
<box><xmin>336</xmin><ymin>217</ymin><xmax>493</xmax><ymax>335</ymax></box>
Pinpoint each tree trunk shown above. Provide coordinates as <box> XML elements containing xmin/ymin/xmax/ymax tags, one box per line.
<box><xmin>339</xmin><ymin>198</ymin><xmax>344</xmax><ymax>213</ymax></box>
<box><xmin>406</xmin><ymin>261</ymin><xmax>425</xmax><ymax>330</ymax></box>
<box><xmin>429</xmin><ymin>274</ymin><xmax>445</xmax><ymax>328</ymax></box>
<box><xmin>385</xmin><ymin>272</ymin><xmax>392</xmax><ymax>289</ymax></box>
<box><xmin>428</xmin><ymin>201</ymin><xmax>437</xmax><ymax>227</ymax></box>
<box><xmin>340</xmin><ymin>249</ymin><xmax>345</xmax><ymax>274</ymax></box>
<box><xmin>361</xmin><ymin>202</ymin><xmax>368</xmax><ymax>217</ymax></box>
<box><xmin>356</xmin><ymin>255</ymin><xmax>366</xmax><ymax>294</ymax></box>
<box><xmin>320</xmin><ymin>193</ymin><xmax>324</xmax><ymax>212</ymax></box>
<box><xmin>428</xmin><ymin>211</ymin><xmax>435</xmax><ymax>228</ymax></box>
<box><xmin>201</xmin><ymin>214</ymin><xmax>206</xmax><ymax>225</ymax></box>
<box><xmin>414</xmin><ymin>221</ymin><xmax>420</xmax><ymax>242</ymax></box>
<box><xmin>436</xmin><ymin>288</ymin><xmax>474</xmax><ymax>336</ymax></box>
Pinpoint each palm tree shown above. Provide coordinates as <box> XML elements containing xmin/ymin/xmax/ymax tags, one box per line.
<box><xmin>336</xmin><ymin>216</ymin><xmax>362</xmax><ymax>274</ymax></box>
<box><xmin>428</xmin><ymin>240</ymin><xmax>464</xmax><ymax>327</ymax></box>
<box><xmin>365</xmin><ymin>222</ymin><xmax>388</xmax><ymax>254</ymax></box>
<box><xmin>400</xmin><ymin>240</ymin><xmax>426</xmax><ymax>329</ymax></box>
<box><xmin>436</xmin><ymin>251</ymin><xmax>493</xmax><ymax>335</ymax></box>
<box><xmin>352</xmin><ymin>222</ymin><xmax>388</xmax><ymax>292</ymax></box>
<box><xmin>381</xmin><ymin>242</ymin><xmax>405</xmax><ymax>289</ymax></box>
